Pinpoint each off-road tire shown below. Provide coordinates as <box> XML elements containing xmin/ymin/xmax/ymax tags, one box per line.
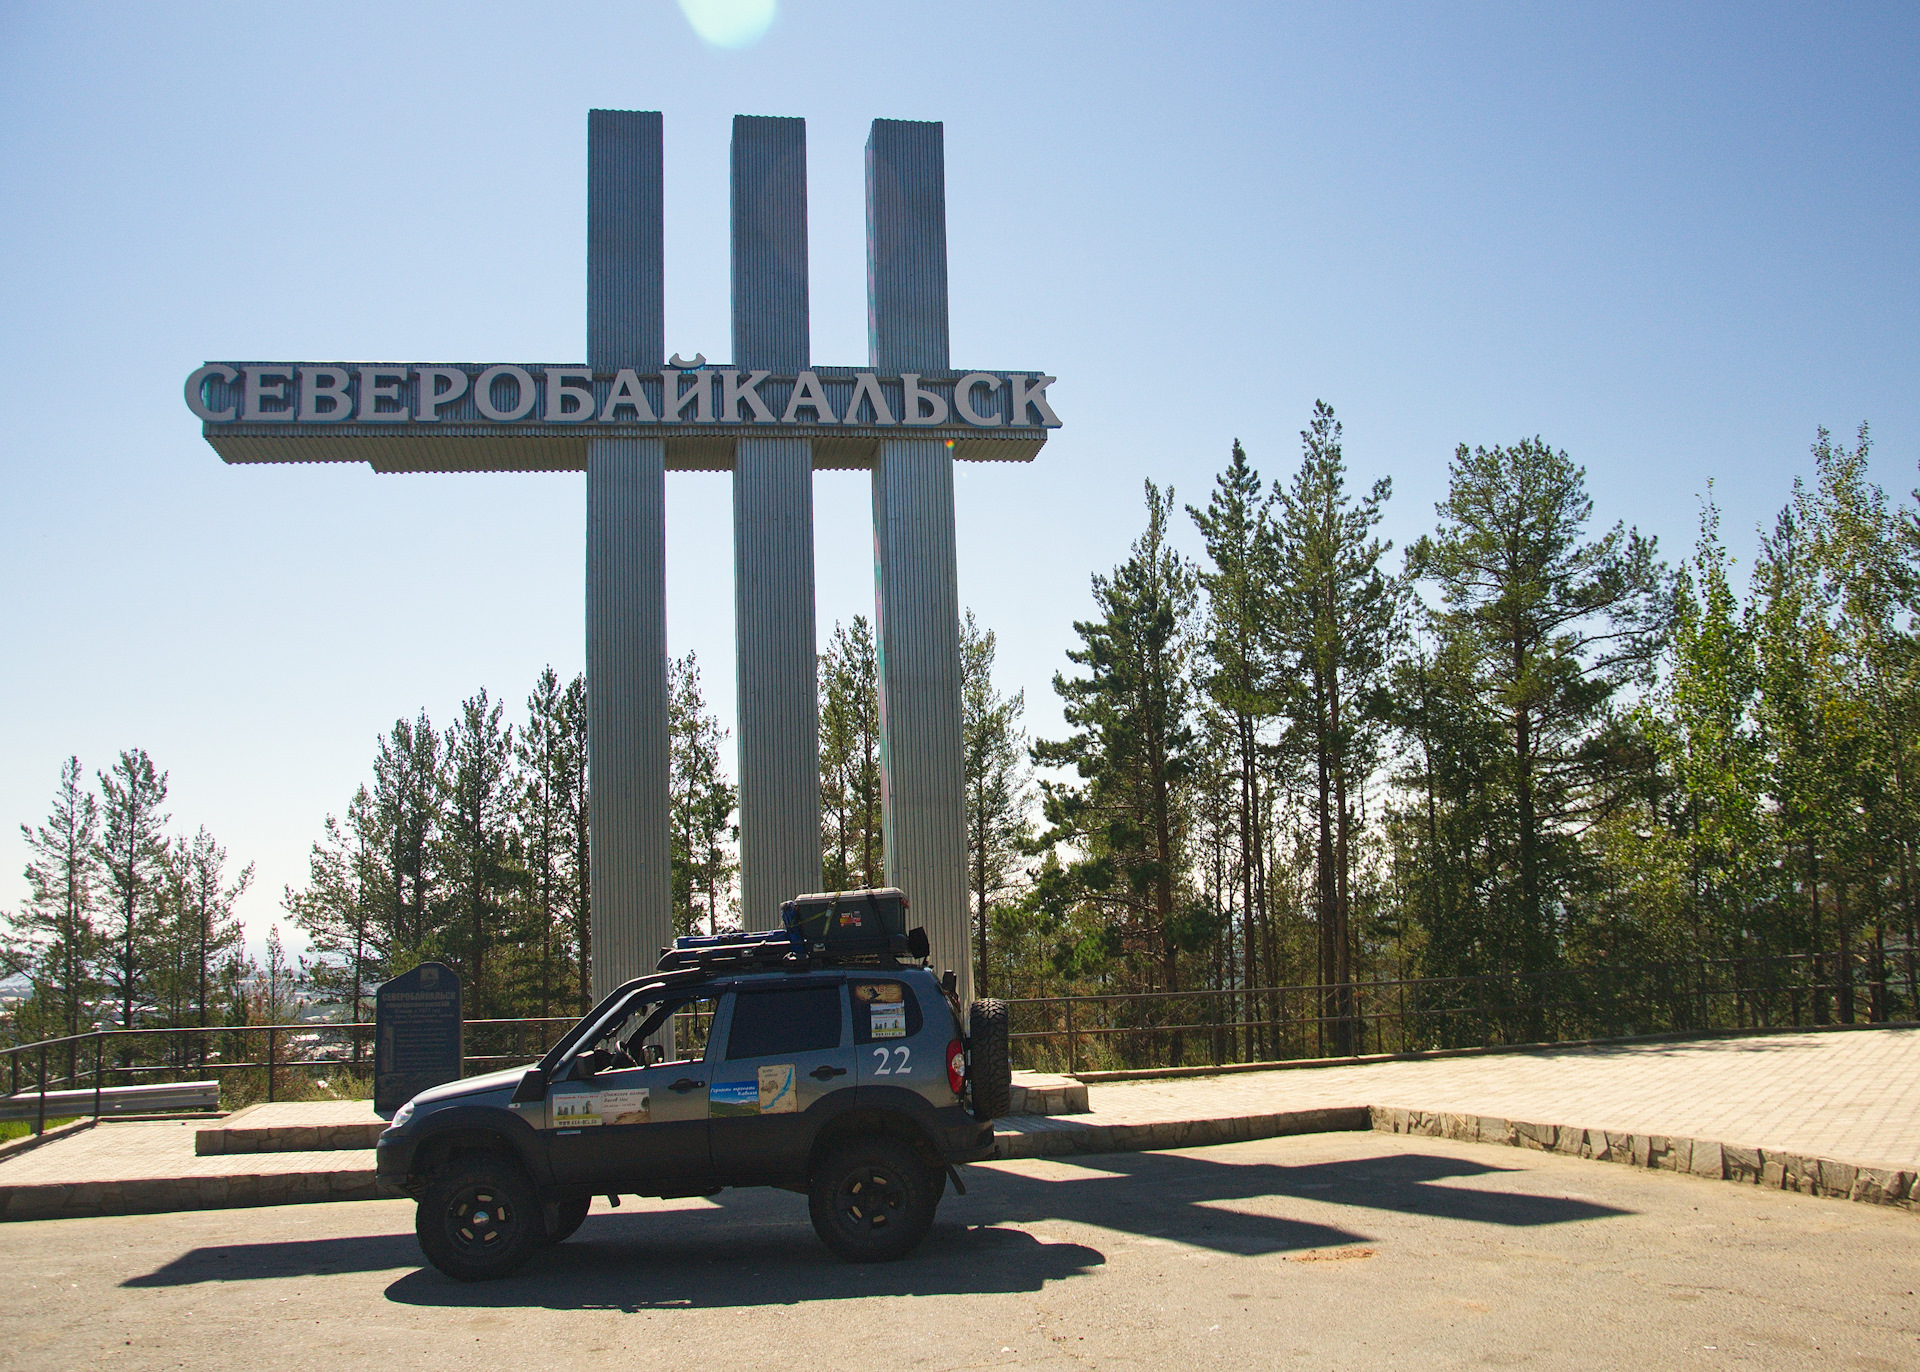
<box><xmin>808</xmin><ymin>1138</ymin><xmax>939</xmax><ymax>1262</ymax></box>
<box><xmin>969</xmin><ymin>998</ymin><xmax>1012</xmax><ymax>1121</ymax></box>
<box><xmin>540</xmin><ymin>1196</ymin><xmax>591</xmax><ymax>1246</ymax></box>
<box><xmin>416</xmin><ymin>1155</ymin><xmax>541</xmax><ymax>1281</ymax></box>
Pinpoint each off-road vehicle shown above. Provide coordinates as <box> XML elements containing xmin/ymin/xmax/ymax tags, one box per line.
<box><xmin>376</xmin><ymin>888</ymin><xmax>1013</xmax><ymax>1281</ymax></box>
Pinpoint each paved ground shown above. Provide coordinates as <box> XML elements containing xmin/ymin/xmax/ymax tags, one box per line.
<box><xmin>3</xmin><ymin>1028</ymin><xmax>1915</xmax><ymax>1221</ymax></box>
<box><xmin>1</xmin><ymin>1131</ymin><xmax>1915</xmax><ymax>1372</ymax></box>
<box><xmin>1079</xmin><ymin>1027</ymin><xmax>1920</xmax><ymax>1168</ymax></box>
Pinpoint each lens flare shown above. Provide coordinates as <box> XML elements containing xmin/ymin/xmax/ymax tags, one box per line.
<box><xmin>676</xmin><ymin>0</ymin><xmax>777</xmax><ymax>49</ymax></box>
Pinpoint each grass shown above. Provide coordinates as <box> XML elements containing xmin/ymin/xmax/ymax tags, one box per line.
<box><xmin>0</xmin><ymin>1116</ymin><xmax>80</xmax><ymax>1143</ymax></box>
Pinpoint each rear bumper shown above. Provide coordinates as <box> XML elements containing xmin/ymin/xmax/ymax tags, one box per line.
<box><xmin>940</xmin><ymin>1115</ymin><xmax>998</xmax><ymax>1163</ymax></box>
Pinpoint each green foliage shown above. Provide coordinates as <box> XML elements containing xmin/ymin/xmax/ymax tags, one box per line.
<box><xmin>818</xmin><ymin>617</ymin><xmax>882</xmax><ymax>890</ymax></box>
<box><xmin>669</xmin><ymin>652</ymin><xmax>737</xmax><ymax>937</ymax></box>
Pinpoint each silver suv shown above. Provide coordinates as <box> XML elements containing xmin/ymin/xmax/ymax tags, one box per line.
<box><xmin>377</xmin><ymin>914</ymin><xmax>1011</xmax><ymax>1282</ymax></box>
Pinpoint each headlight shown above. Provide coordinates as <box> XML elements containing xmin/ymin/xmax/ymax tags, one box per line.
<box><xmin>390</xmin><ymin>1100</ymin><xmax>415</xmax><ymax>1129</ymax></box>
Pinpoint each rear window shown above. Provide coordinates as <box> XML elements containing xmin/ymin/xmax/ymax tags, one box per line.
<box><xmin>726</xmin><ymin>984</ymin><xmax>843</xmax><ymax>1059</ymax></box>
<box><xmin>851</xmin><ymin>980</ymin><xmax>923</xmax><ymax>1044</ymax></box>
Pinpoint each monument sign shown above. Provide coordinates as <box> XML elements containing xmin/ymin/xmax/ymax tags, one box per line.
<box><xmin>374</xmin><ymin>961</ymin><xmax>462</xmax><ymax>1115</ymax></box>
<box><xmin>187</xmin><ymin>113</ymin><xmax>1057</xmax><ymax>1007</ymax></box>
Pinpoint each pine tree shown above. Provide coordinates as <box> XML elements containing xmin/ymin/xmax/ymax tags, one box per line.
<box><xmin>558</xmin><ymin>673</ymin><xmax>592</xmax><ymax>1011</ymax></box>
<box><xmin>1409</xmin><ymin>439</ymin><xmax>1664</xmax><ymax>1030</ymax></box>
<box><xmin>96</xmin><ymin>749</ymin><xmax>170</xmax><ymax>1035</ymax></box>
<box><xmin>1036</xmin><ymin>482</ymin><xmax>1202</xmax><ymax>1000</ymax></box>
<box><xmin>519</xmin><ymin>667</ymin><xmax>573</xmax><ymax>1015</ymax></box>
<box><xmin>668</xmin><ymin>652</ymin><xmax>738</xmax><ymax>936</ymax></box>
<box><xmin>819</xmin><ymin>617</ymin><xmax>882</xmax><ymax>889</ymax></box>
<box><xmin>438</xmin><ymin>691</ymin><xmax>523</xmax><ymax>1017</ymax></box>
<box><xmin>960</xmin><ymin>610</ymin><xmax>1030</xmax><ymax>990</ymax></box>
<box><xmin>170</xmin><ymin>826</ymin><xmax>251</xmax><ymax>1066</ymax></box>
<box><xmin>285</xmin><ymin>788</ymin><xmax>386</xmax><ymax>1046</ymax></box>
<box><xmin>1188</xmin><ymin>441</ymin><xmax>1280</xmax><ymax>1054</ymax></box>
<box><xmin>1269</xmin><ymin>402</ymin><xmax>1397</xmax><ymax>1053</ymax></box>
<box><xmin>371</xmin><ymin>712</ymin><xmax>442</xmax><ymax>963</ymax></box>
<box><xmin>4</xmin><ymin>757</ymin><xmax>102</xmax><ymax>1072</ymax></box>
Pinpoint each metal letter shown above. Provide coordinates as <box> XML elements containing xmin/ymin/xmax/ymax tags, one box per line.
<box><xmin>900</xmin><ymin>373</ymin><xmax>949</xmax><ymax>426</ymax></box>
<box><xmin>1008</xmin><ymin>374</ymin><xmax>1061</xmax><ymax>427</ymax></box>
<box><xmin>953</xmin><ymin>372</ymin><xmax>1002</xmax><ymax>426</ymax></box>
<box><xmin>846</xmin><ymin>372</ymin><xmax>897</xmax><ymax>425</ymax></box>
<box><xmin>717</xmin><ymin>369</ymin><xmax>776</xmax><ymax>423</ymax></box>
<box><xmin>356</xmin><ymin>367</ymin><xmax>409</xmax><ymax>422</ymax></box>
<box><xmin>240</xmin><ymin>366</ymin><xmax>295</xmax><ymax>422</ymax></box>
<box><xmin>474</xmin><ymin>365</ymin><xmax>537</xmax><ymax>421</ymax></box>
<box><xmin>780</xmin><ymin>369</ymin><xmax>837</xmax><ymax>424</ymax></box>
<box><xmin>298</xmin><ymin>366</ymin><xmax>353</xmax><ymax>421</ymax></box>
<box><xmin>599</xmin><ymin>368</ymin><xmax>657</xmax><ymax>421</ymax></box>
<box><xmin>663</xmin><ymin>370</ymin><xmax>713</xmax><ymax>422</ymax></box>
<box><xmin>414</xmin><ymin>367</ymin><xmax>469</xmax><ymax>421</ymax></box>
<box><xmin>546</xmin><ymin>367</ymin><xmax>596</xmax><ymax>422</ymax></box>
<box><xmin>185</xmin><ymin>364</ymin><xmax>237</xmax><ymax>422</ymax></box>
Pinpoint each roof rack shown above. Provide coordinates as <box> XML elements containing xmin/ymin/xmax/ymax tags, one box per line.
<box><xmin>655</xmin><ymin>887</ymin><xmax>931</xmax><ymax>975</ymax></box>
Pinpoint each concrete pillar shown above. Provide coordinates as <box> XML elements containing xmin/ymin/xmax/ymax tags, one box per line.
<box><xmin>865</xmin><ymin>119</ymin><xmax>971</xmax><ymax>1003</ymax></box>
<box><xmin>731</xmin><ymin>115</ymin><xmax>823</xmax><ymax>926</ymax></box>
<box><xmin>586</xmin><ymin>109</ymin><xmax>671</xmax><ymax>1000</ymax></box>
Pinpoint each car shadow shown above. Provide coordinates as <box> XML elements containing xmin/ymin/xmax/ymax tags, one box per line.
<box><xmin>124</xmin><ymin>1142</ymin><xmax>1630</xmax><ymax>1306</ymax></box>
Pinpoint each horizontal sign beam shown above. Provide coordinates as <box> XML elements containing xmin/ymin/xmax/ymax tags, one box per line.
<box><xmin>188</xmin><ymin>363</ymin><xmax>1057</xmax><ymax>473</ymax></box>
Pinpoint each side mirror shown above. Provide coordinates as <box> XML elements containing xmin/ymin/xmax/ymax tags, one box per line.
<box><xmin>511</xmin><ymin>1067</ymin><xmax>547</xmax><ymax>1104</ymax></box>
<box><xmin>644</xmin><ymin>1042</ymin><xmax>665</xmax><ymax>1067</ymax></box>
<box><xmin>905</xmin><ymin>927</ymin><xmax>931</xmax><ymax>961</ymax></box>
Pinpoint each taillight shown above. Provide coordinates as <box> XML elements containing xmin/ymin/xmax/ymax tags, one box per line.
<box><xmin>946</xmin><ymin>1039</ymin><xmax>966</xmax><ymax>1097</ymax></box>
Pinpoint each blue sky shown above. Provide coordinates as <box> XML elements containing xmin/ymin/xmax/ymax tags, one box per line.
<box><xmin>2</xmin><ymin>2</ymin><xmax>1914</xmax><ymax>953</ymax></box>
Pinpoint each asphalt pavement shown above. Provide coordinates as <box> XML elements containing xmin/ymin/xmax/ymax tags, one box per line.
<box><xmin>2</xmin><ymin>1131</ymin><xmax>1915</xmax><ymax>1371</ymax></box>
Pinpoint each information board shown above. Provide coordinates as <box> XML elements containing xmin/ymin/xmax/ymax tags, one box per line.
<box><xmin>375</xmin><ymin>962</ymin><xmax>462</xmax><ymax>1116</ymax></box>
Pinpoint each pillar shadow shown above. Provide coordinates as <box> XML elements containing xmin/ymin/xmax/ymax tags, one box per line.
<box><xmin>123</xmin><ymin>1142</ymin><xmax>1630</xmax><ymax>1308</ymax></box>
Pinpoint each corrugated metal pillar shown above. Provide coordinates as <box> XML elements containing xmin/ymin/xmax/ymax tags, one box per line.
<box><xmin>731</xmin><ymin>114</ymin><xmax>823</xmax><ymax>927</ymax></box>
<box><xmin>866</xmin><ymin>119</ymin><xmax>971</xmax><ymax>1004</ymax></box>
<box><xmin>586</xmin><ymin>109</ymin><xmax>671</xmax><ymax>1001</ymax></box>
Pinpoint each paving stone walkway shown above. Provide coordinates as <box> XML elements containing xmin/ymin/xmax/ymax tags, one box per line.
<box><xmin>1</xmin><ymin>1025</ymin><xmax>1914</xmax><ymax>1221</ymax></box>
<box><xmin>1077</xmin><ymin>1025</ymin><xmax>1920</xmax><ymax>1169</ymax></box>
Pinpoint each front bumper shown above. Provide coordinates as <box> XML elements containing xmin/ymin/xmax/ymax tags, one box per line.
<box><xmin>374</xmin><ymin>1131</ymin><xmax>415</xmax><ymax>1189</ymax></box>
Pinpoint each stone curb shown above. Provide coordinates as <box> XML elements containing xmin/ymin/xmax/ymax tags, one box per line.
<box><xmin>1368</xmin><ymin>1105</ymin><xmax>1920</xmax><ymax>1212</ymax></box>
<box><xmin>0</xmin><ymin>1164</ymin><xmax>404</xmax><ymax>1222</ymax></box>
<box><xmin>195</xmin><ymin>1118</ymin><xmax>387</xmax><ymax>1155</ymax></box>
<box><xmin>989</xmin><ymin>1106</ymin><xmax>1371</xmax><ymax>1159</ymax></box>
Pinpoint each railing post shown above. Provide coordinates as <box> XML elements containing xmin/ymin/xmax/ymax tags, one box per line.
<box><xmin>266</xmin><ymin>1027</ymin><xmax>276</xmax><ymax>1103</ymax></box>
<box><xmin>35</xmin><ymin>1046</ymin><xmax>47</xmax><ymax>1137</ymax></box>
<box><xmin>1065</xmin><ymin>997</ymin><xmax>1077</xmax><ymax>1076</ymax></box>
<box><xmin>93</xmin><ymin>1035</ymin><xmax>103</xmax><ymax>1121</ymax></box>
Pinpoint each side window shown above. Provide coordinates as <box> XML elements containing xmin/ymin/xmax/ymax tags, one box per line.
<box><xmin>852</xmin><ymin>981</ymin><xmax>922</xmax><ymax>1045</ymax></box>
<box><xmin>726</xmin><ymin>985</ymin><xmax>843</xmax><ymax>1059</ymax></box>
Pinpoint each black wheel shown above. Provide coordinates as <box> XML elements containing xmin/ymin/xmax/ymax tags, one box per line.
<box><xmin>540</xmin><ymin>1196</ymin><xmax>591</xmax><ymax>1246</ymax></box>
<box><xmin>415</xmin><ymin>1155</ymin><xmax>541</xmax><ymax>1281</ymax></box>
<box><xmin>808</xmin><ymin>1138</ymin><xmax>939</xmax><ymax>1262</ymax></box>
<box><xmin>969</xmin><ymin>998</ymin><xmax>1012</xmax><ymax>1120</ymax></box>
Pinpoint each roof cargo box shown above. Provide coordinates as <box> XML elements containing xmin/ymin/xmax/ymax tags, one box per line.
<box><xmin>782</xmin><ymin>887</ymin><xmax>909</xmax><ymax>954</ymax></box>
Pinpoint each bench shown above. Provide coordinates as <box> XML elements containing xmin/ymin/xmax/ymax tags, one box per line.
<box><xmin>0</xmin><ymin>1080</ymin><xmax>221</xmax><ymax>1121</ymax></box>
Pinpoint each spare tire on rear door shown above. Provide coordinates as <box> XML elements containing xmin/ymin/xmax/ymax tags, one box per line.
<box><xmin>968</xmin><ymin>998</ymin><xmax>1012</xmax><ymax>1120</ymax></box>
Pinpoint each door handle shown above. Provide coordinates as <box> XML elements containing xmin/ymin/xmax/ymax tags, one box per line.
<box><xmin>810</xmin><ymin>1065</ymin><xmax>848</xmax><ymax>1081</ymax></box>
<box><xmin>669</xmin><ymin>1078</ymin><xmax>703</xmax><ymax>1093</ymax></box>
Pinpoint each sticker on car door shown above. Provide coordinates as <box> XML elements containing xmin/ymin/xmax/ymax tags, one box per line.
<box><xmin>711</xmin><ymin>1064</ymin><xmax>798</xmax><ymax>1116</ymax></box>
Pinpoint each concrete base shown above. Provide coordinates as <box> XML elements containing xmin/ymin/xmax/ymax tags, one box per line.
<box><xmin>1007</xmin><ymin>1072</ymin><xmax>1089</xmax><ymax>1116</ymax></box>
<box><xmin>195</xmin><ymin>1101</ymin><xmax>385</xmax><ymax>1156</ymax></box>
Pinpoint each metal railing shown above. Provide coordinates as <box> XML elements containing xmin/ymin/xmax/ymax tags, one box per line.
<box><xmin>995</xmin><ymin>953</ymin><xmax>1919</xmax><ymax>1074</ymax></box>
<box><xmin>0</xmin><ymin>1000</ymin><xmax>728</xmax><ymax>1137</ymax></box>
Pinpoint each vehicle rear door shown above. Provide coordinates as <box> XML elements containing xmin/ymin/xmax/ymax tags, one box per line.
<box><xmin>707</xmin><ymin>978</ymin><xmax>853</xmax><ymax>1179</ymax></box>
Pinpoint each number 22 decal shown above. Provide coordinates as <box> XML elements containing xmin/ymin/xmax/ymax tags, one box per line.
<box><xmin>870</xmin><ymin>1046</ymin><xmax>912</xmax><ymax>1075</ymax></box>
